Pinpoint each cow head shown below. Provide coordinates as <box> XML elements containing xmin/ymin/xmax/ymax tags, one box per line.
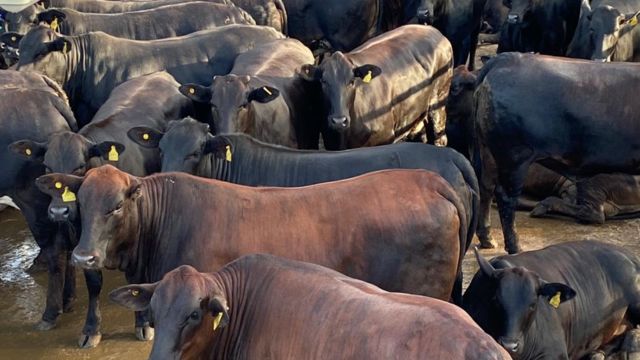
<box><xmin>589</xmin><ymin>5</ymin><xmax>640</xmax><ymax>61</ymax></box>
<box><xmin>473</xmin><ymin>248</ymin><xmax>576</xmax><ymax>356</ymax></box>
<box><xmin>37</xmin><ymin>9</ymin><xmax>66</xmax><ymax>32</ymax></box>
<box><xmin>415</xmin><ymin>0</ymin><xmax>435</xmax><ymax>25</ymax></box>
<box><xmin>179</xmin><ymin>75</ymin><xmax>281</xmax><ymax>135</ymax></box>
<box><xmin>0</xmin><ymin>32</ymin><xmax>23</xmax><ymax>67</ymax></box>
<box><xmin>16</xmin><ymin>25</ymin><xmax>72</xmax><ymax>86</ymax></box>
<box><xmin>503</xmin><ymin>0</ymin><xmax>533</xmax><ymax>24</ymax></box>
<box><xmin>10</xmin><ymin>132</ymin><xmax>125</xmax><ymax>222</ymax></box>
<box><xmin>1</xmin><ymin>0</ymin><xmax>50</xmax><ymax>34</ymax></box>
<box><xmin>299</xmin><ymin>52</ymin><xmax>381</xmax><ymax>134</ymax></box>
<box><xmin>110</xmin><ymin>265</ymin><xmax>230</xmax><ymax>360</ymax></box>
<box><xmin>128</xmin><ymin>118</ymin><xmax>231</xmax><ymax>174</ymax></box>
<box><xmin>36</xmin><ymin>165</ymin><xmax>142</xmax><ymax>270</ymax></box>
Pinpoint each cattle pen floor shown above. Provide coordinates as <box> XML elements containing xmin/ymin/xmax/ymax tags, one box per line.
<box><xmin>0</xmin><ymin>205</ymin><xmax>639</xmax><ymax>359</ymax></box>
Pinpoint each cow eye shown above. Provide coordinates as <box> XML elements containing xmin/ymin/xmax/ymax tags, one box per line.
<box><xmin>189</xmin><ymin>311</ymin><xmax>200</xmax><ymax>321</ymax></box>
<box><xmin>186</xmin><ymin>152</ymin><xmax>200</xmax><ymax>160</ymax></box>
<box><xmin>109</xmin><ymin>201</ymin><xmax>124</xmax><ymax>215</ymax></box>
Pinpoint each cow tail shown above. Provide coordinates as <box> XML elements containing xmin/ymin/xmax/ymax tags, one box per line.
<box><xmin>273</xmin><ymin>0</ymin><xmax>288</xmax><ymax>35</ymax></box>
<box><xmin>453</xmin><ymin>154</ymin><xmax>480</xmax><ymax>259</ymax></box>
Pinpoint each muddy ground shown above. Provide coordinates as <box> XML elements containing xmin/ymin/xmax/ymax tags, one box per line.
<box><xmin>3</xmin><ymin>44</ymin><xmax>638</xmax><ymax>359</ymax></box>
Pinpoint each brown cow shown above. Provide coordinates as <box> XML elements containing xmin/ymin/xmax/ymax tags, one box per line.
<box><xmin>36</xmin><ymin>166</ymin><xmax>464</xmax><ymax>338</ymax></box>
<box><xmin>110</xmin><ymin>255</ymin><xmax>511</xmax><ymax>360</ymax></box>
<box><xmin>299</xmin><ymin>25</ymin><xmax>453</xmax><ymax>150</ymax></box>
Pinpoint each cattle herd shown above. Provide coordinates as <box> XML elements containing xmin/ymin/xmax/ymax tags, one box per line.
<box><xmin>1</xmin><ymin>0</ymin><xmax>640</xmax><ymax>358</ymax></box>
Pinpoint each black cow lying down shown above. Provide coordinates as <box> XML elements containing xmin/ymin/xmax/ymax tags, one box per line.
<box><xmin>128</xmin><ymin>122</ymin><xmax>479</xmax><ymax>302</ymax></box>
<box><xmin>464</xmin><ymin>241</ymin><xmax>640</xmax><ymax>359</ymax></box>
<box><xmin>475</xmin><ymin>53</ymin><xmax>640</xmax><ymax>254</ymax></box>
<box><xmin>31</xmin><ymin>3</ymin><xmax>255</xmax><ymax>40</ymax></box>
<box><xmin>111</xmin><ymin>255</ymin><xmax>511</xmax><ymax>360</ymax></box>
<box><xmin>15</xmin><ymin>25</ymin><xmax>283</xmax><ymax>126</ymax></box>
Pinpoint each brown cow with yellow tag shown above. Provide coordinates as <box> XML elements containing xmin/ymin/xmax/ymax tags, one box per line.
<box><xmin>464</xmin><ymin>241</ymin><xmax>640</xmax><ymax>359</ymax></box>
<box><xmin>110</xmin><ymin>255</ymin><xmax>511</xmax><ymax>360</ymax></box>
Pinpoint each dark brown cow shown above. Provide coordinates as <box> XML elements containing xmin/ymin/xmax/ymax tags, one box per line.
<box><xmin>37</xmin><ymin>166</ymin><xmax>464</xmax><ymax>311</ymax></box>
<box><xmin>300</xmin><ymin>25</ymin><xmax>453</xmax><ymax>150</ymax></box>
<box><xmin>111</xmin><ymin>255</ymin><xmax>511</xmax><ymax>360</ymax></box>
<box><xmin>179</xmin><ymin>38</ymin><xmax>321</xmax><ymax>148</ymax></box>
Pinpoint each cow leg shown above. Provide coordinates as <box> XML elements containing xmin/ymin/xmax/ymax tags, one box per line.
<box><xmin>27</xmin><ymin>248</ymin><xmax>48</xmax><ymax>273</ymax></box>
<box><xmin>530</xmin><ymin>196</ymin><xmax>582</xmax><ymax>218</ymax></box>
<box><xmin>79</xmin><ymin>269</ymin><xmax>103</xmax><ymax>348</ymax></box>
<box><xmin>494</xmin><ymin>163</ymin><xmax>529</xmax><ymax>254</ymax></box>
<box><xmin>134</xmin><ymin>310</ymin><xmax>154</xmax><ymax>341</ymax></box>
<box><xmin>62</xmin><ymin>250</ymin><xmax>77</xmax><ymax>313</ymax></box>
<box><xmin>468</xmin><ymin>30</ymin><xmax>480</xmax><ymax>71</ymax></box>
<box><xmin>476</xmin><ymin>143</ymin><xmax>498</xmax><ymax>248</ymax></box>
<box><xmin>37</xmin><ymin>242</ymin><xmax>66</xmax><ymax>330</ymax></box>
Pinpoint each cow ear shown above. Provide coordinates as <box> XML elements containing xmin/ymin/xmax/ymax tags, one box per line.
<box><xmin>247</xmin><ymin>86</ymin><xmax>279</xmax><ymax>104</ymax></box>
<box><xmin>204</xmin><ymin>135</ymin><xmax>232</xmax><ymax>161</ymax></box>
<box><xmin>353</xmin><ymin>64</ymin><xmax>382</xmax><ymax>83</ymax></box>
<box><xmin>580</xmin><ymin>0</ymin><xmax>591</xmax><ymax>15</ymax></box>
<box><xmin>179</xmin><ymin>84</ymin><xmax>212</xmax><ymax>103</ymax></box>
<box><xmin>127</xmin><ymin>178</ymin><xmax>143</xmax><ymax>201</ymax></box>
<box><xmin>298</xmin><ymin>64</ymin><xmax>321</xmax><ymax>82</ymax></box>
<box><xmin>89</xmin><ymin>141</ymin><xmax>125</xmax><ymax>163</ymax></box>
<box><xmin>127</xmin><ymin>127</ymin><xmax>164</xmax><ymax>149</ymax></box>
<box><xmin>46</xmin><ymin>38</ymin><xmax>71</xmax><ymax>54</ymax></box>
<box><xmin>1</xmin><ymin>33</ymin><xmax>23</xmax><ymax>49</ymax></box>
<box><xmin>205</xmin><ymin>295</ymin><xmax>230</xmax><ymax>331</ymax></box>
<box><xmin>35</xmin><ymin>173</ymin><xmax>83</xmax><ymax>200</ymax></box>
<box><xmin>37</xmin><ymin>0</ymin><xmax>51</xmax><ymax>9</ymax></box>
<box><xmin>37</xmin><ymin>9</ymin><xmax>66</xmax><ymax>30</ymax></box>
<box><xmin>539</xmin><ymin>282</ymin><xmax>576</xmax><ymax>308</ymax></box>
<box><xmin>109</xmin><ymin>283</ymin><xmax>158</xmax><ymax>311</ymax></box>
<box><xmin>474</xmin><ymin>246</ymin><xmax>501</xmax><ymax>278</ymax></box>
<box><xmin>8</xmin><ymin>139</ymin><xmax>47</xmax><ymax>162</ymax></box>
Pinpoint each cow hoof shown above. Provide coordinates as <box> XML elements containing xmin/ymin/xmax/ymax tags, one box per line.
<box><xmin>587</xmin><ymin>351</ymin><xmax>605</xmax><ymax>360</ymax></box>
<box><xmin>505</xmin><ymin>243</ymin><xmax>522</xmax><ymax>254</ymax></box>
<box><xmin>479</xmin><ymin>239</ymin><xmax>497</xmax><ymax>249</ymax></box>
<box><xmin>35</xmin><ymin>320</ymin><xmax>56</xmax><ymax>331</ymax></box>
<box><xmin>78</xmin><ymin>333</ymin><xmax>102</xmax><ymax>348</ymax></box>
<box><xmin>63</xmin><ymin>298</ymin><xmax>77</xmax><ymax>313</ymax></box>
<box><xmin>26</xmin><ymin>260</ymin><xmax>48</xmax><ymax>274</ymax></box>
<box><xmin>530</xmin><ymin>204</ymin><xmax>549</xmax><ymax>218</ymax></box>
<box><xmin>136</xmin><ymin>325</ymin><xmax>154</xmax><ymax>341</ymax></box>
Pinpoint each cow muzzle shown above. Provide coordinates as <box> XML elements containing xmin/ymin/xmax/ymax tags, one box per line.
<box><xmin>417</xmin><ymin>9</ymin><xmax>433</xmax><ymax>25</ymax></box>
<box><xmin>72</xmin><ymin>251</ymin><xmax>101</xmax><ymax>269</ymax></box>
<box><xmin>498</xmin><ymin>337</ymin><xmax>521</xmax><ymax>353</ymax></box>
<box><xmin>329</xmin><ymin>116</ymin><xmax>350</xmax><ymax>131</ymax></box>
<box><xmin>507</xmin><ymin>14</ymin><xmax>520</xmax><ymax>24</ymax></box>
<box><xmin>49</xmin><ymin>205</ymin><xmax>70</xmax><ymax>222</ymax></box>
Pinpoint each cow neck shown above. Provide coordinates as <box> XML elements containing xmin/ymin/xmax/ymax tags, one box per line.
<box><xmin>128</xmin><ymin>175</ymin><xmax>170</xmax><ymax>281</ymax></box>
<box><xmin>208</xmin><ymin>262</ymin><xmax>267</xmax><ymax>360</ymax></box>
<box><xmin>63</xmin><ymin>35</ymin><xmax>90</xmax><ymax>109</ymax></box>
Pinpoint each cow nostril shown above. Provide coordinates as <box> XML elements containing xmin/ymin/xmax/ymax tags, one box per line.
<box><xmin>331</xmin><ymin>116</ymin><xmax>348</xmax><ymax>128</ymax></box>
<box><xmin>73</xmin><ymin>253</ymin><xmax>97</xmax><ymax>267</ymax></box>
<box><xmin>507</xmin><ymin>14</ymin><xmax>519</xmax><ymax>23</ymax></box>
<box><xmin>499</xmin><ymin>339</ymin><xmax>519</xmax><ymax>352</ymax></box>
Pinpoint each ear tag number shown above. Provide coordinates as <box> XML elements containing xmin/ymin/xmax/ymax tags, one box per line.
<box><xmin>108</xmin><ymin>145</ymin><xmax>119</xmax><ymax>162</ymax></box>
<box><xmin>549</xmin><ymin>292</ymin><xmax>561</xmax><ymax>309</ymax></box>
<box><xmin>25</xmin><ymin>148</ymin><xmax>32</xmax><ymax>156</ymax></box>
<box><xmin>142</xmin><ymin>133</ymin><xmax>150</xmax><ymax>141</ymax></box>
<box><xmin>61</xmin><ymin>187</ymin><xmax>76</xmax><ymax>203</ymax></box>
<box><xmin>189</xmin><ymin>87</ymin><xmax>195</xmax><ymax>94</ymax></box>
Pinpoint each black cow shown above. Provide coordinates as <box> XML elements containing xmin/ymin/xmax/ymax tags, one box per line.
<box><xmin>128</xmin><ymin>121</ymin><xmax>479</xmax><ymax>303</ymax></box>
<box><xmin>498</xmin><ymin>0</ymin><xmax>582</xmax><ymax>55</ymax></box>
<box><xmin>299</xmin><ymin>25</ymin><xmax>452</xmax><ymax>150</ymax></box>
<box><xmin>0</xmin><ymin>31</ymin><xmax>20</xmax><ymax>68</ymax></box>
<box><xmin>410</xmin><ymin>0</ymin><xmax>486</xmax><ymax>69</ymax></box>
<box><xmin>179</xmin><ymin>38</ymin><xmax>321</xmax><ymax>149</ymax></box>
<box><xmin>15</xmin><ymin>25</ymin><xmax>284</xmax><ymax>126</ymax></box>
<box><xmin>567</xmin><ymin>0</ymin><xmax>640</xmax><ymax>61</ymax></box>
<box><xmin>8</xmin><ymin>72</ymin><xmax>192</xmax><ymax>348</ymax></box>
<box><xmin>474</xmin><ymin>52</ymin><xmax>640</xmax><ymax>253</ymax></box>
<box><xmin>31</xmin><ymin>3</ymin><xmax>255</xmax><ymax>40</ymax></box>
<box><xmin>0</xmin><ymin>0</ymin><xmax>216</xmax><ymax>33</ymax></box>
<box><xmin>464</xmin><ymin>242</ymin><xmax>640</xmax><ymax>359</ymax></box>
<box><xmin>0</xmin><ymin>70</ymin><xmax>85</xmax><ymax>341</ymax></box>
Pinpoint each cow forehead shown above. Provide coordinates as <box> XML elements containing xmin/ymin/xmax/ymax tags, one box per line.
<box><xmin>592</xmin><ymin>7</ymin><xmax>621</xmax><ymax>30</ymax></box>
<box><xmin>161</xmin><ymin>122</ymin><xmax>208</xmax><ymax>150</ymax></box>
<box><xmin>20</xmin><ymin>25</ymin><xmax>57</xmax><ymax>53</ymax></box>
<box><xmin>80</xmin><ymin>167</ymin><xmax>132</xmax><ymax>199</ymax></box>
<box><xmin>153</xmin><ymin>270</ymin><xmax>213</xmax><ymax>313</ymax></box>
<box><xmin>210</xmin><ymin>77</ymin><xmax>250</xmax><ymax>103</ymax></box>
<box><xmin>321</xmin><ymin>52</ymin><xmax>354</xmax><ymax>78</ymax></box>
<box><xmin>44</xmin><ymin>133</ymin><xmax>90</xmax><ymax>170</ymax></box>
<box><xmin>497</xmin><ymin>269</ymin><xmax>539</xmax><ymax>302</ymax></box>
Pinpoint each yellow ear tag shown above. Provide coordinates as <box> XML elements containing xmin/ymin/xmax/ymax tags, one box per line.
<box><xmin>213</xmin><ymin>312</ymin><xmax>223</xmax><ymax>331</ymax></box>
<box><xmin>61</xmin><ymin>186</ymin><xmax>76</xmax><ymax>203</ymax></box>
<box><xmin>25</xmin><ymin>148</ymin><xmax>32</xmax><ymax>156</ymax></box>
<box><xmin>189</xmin><ymin>87</ymin><xmax>195</xmax><ymax>95</ymax></box>
<box><xmin>130</xmin><ymin>289</ymin><xmax>139</xmax><ymax>297</ymax></box>
<box><xmin>10</xmin><ymin>36</ymin><xmax>16</xmax><ymax>42</ymax></box>
<box><xmin>108</xmin><ymin>145</ymin><xmax>119</xmax><ymax>162</ymax></box>
<box><xmin>55</xmin><ymin>181</ymin><xmax>62</xmax><ymax>189</ymax></box>
<box><xmin>263</xmin><ymin>87</ymin><xmax>272</xmax><ymax>96</ymax></box>
<box><xmin>142</xmin><ymin>133</ymin><xmax>150</xmax><ymax>141</ymax></box>
<box><xmin>225</xmin><ymin>145</ymin><xmax>232</xmax><ymax>162</ymax></box>
<box><xmin>363</xmin><ymin>70</ymin><xmax>372</xmax><ymax>84</ymax></box>
<box><xmin>62</xmin><ymin>41</ymin><xmax>67</xmax><ymax>53</ymax></box>
<box><xmin>629</xmin><ymin>16</ymin><xmax>638</xmax><ymax>26</ymax></box>
<box><xmin>50</xmin><ymin>17</ymin><xmax>59</xmax><ymax>32</ymax></box>
<box><xmin>549</xmin><ymin>292</ymin><xmax>561</xmax><ymax>309</ymax></box>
